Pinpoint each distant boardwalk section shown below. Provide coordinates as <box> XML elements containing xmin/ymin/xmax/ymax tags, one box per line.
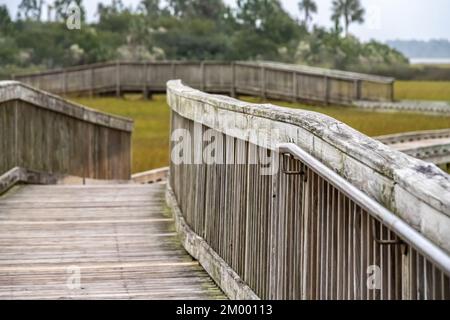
<box><xmin>12</xmin><ymin>60</ymin><xmax>395</xmax><ymax>105</ymax></box>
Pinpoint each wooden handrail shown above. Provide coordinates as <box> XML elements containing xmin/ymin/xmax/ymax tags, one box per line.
<box><xmin>0</xmin><ymin>81</ymin><xmax>133</xmax><ymax>131</ymax></box>
<box><xmin>279</xmin><ymin>143</ymin><xmax>450</xmax><ymax>276</ymax></box>
<box><xmin>0</xmin><ymin>81</ymin><xmax>133</xmax><ymax>180</ymax></box>
<box><xmin>12</xmin><ymin>60</ymin><xmax>396</xmax><ymax>105</ymax></box>
<box><xmin>166</xmin><ymin>81</ymin><xmax>450</xmax><ymax>300</ymax></box>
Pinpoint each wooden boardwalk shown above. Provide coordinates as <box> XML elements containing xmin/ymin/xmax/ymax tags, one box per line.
<box><xmin>389</xmin><ymin>136</ymin><xmax>450</xmax><ymax>152</ymax></box>
<box><xmin>0</xmin><ymin>183</ymin><xmax>225</xmax><ymax>300</ymax></box>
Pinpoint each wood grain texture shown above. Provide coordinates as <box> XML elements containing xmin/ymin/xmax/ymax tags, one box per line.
<box><xmin>0</xmin><ymin>183</ymin><xmax>226</xmax><ymax>300</ymax></box>
<box><xmin>12</xmin><ymin>60</ymin><xmax>395</xmax><ymax>105</ymax></box>
<box><xmin>0</xmin><ymin>89</ymin><xmax>132</xmax><ymax>180</ymax></box>
<box><xmin>167</xmin><ymin>80</ymin><xmax>450</xmax><ymax>256</ymax></box>
<box><xmin>375</xmin><ymin>129</ymin><xmax>450</xmax><ymax>165</ymax></box>
<box><xmin>168</xmin><ymin>111</ymin><xmax>450</xmax><ymax>300</ymax></box>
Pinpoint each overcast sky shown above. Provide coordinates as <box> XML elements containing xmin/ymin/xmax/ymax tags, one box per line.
<box><xmin>2</xmin><ymin>0</ymin><xmax>450</xmax><ymax>42</ymax></box>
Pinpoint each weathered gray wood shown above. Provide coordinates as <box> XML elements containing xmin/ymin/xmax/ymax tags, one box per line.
<box><xmin>377</xmin><ymin>129</ymin><xmax>450</xmax><ymax>145</ymax></box>
<box><xmin>166</xmin><ymin>185</ymin><xmax>257</xmax><ymax>300</ymax></box>
<box><xmin>0</xmin><ymin>183</ymin><xmax>226</xmax><ymax>300</ymax></box>
<box><xmin>376</xmin><ymin>129</ymin><xmax>450</xmax><ymax>165</ymax></box>
<box><xmin>132</xmin><ymin>167</ymin><xmax>169</xmax><ymax>184</ymax></box>
<box><xmin>116</xmin><ymin>61</ymin><xmax>121</xmax><ymax>97</ymax></box>
<box><xmin>0</xmin><ymin>82</ymin><xmax>133</xmax><ymax>180</ymax></box>
<box><xmin>13</xmin><ymin>60</ymin><xmax>396</xmax><ymax>106</ymax></box>
<box><xmin>0</xmin><ymin>81</ymin><xmax>132</xmax><ymax>131</ymax></box>
<box><xmin>90</xmin><ymin>67</ymin><xmax>95</xmax><ymax>98</ymax></box>
<box><xmin>231</xmin><ymin>62</ymin><xmax>236</xmax><ymax>98</ymax></box>
<box><xmin>166</xmin><ymin>81</ymin><xmax>450</xmax><ymax>300</ymax></box>
<box><xmin>355</xmin><ymin>100</ymin><xmax>450</xmax><ymax>116</ymax></box>
<box><xmin>167</xmin><ymin>80</ymin><xmax>450</xmax><ymax>249</ymax></box>
<box><xmin>0</xmin><ymin>167</ymin><xmax>24</xmax><ymax>195</ymax></box>
<box><xmin>0</xmin><ymin>167</ymin><xmax>133</xmax><ymax>196</ymax></box>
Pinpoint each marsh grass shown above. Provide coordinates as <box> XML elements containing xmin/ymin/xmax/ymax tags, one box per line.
<box><xmin>71</xmin><ymin>87</ymin><xmax>450</xmax><ymax>173</ymax></box>
<box><xmin>395</xmin><ymin>81</ymin><xmax>450</xmax><ymax>101</ymax></box>
<box><xmin>413</xmin><ymin>64</ymin><xmax>450</xmax><ymax>69</ymax></box>
<box><xmin>241</xmin><ymin>96</ymin><xmax>450</xmax><ymax>137</ymax></box>
<box><xmin>72</xmin><ymin>94</ymin><xmax>170</xmax><ymax>173</ymax></box>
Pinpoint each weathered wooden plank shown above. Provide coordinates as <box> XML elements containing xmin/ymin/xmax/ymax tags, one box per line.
<box><xmin>0</xmin><ymin>82</ymin><xmax>133</xmax><ymax>180</ymax></box>
<box><xmin>166</xmin><ymin>88</ymin><xmax>450</xmax><ymax>301</ymax></box>
<box><xmin>0</xmin><ymin>183</ymin><xmax>226</xmax><ymax>300</ymax></box>
<box><xmin>12</xmin><ymin>60</ymin><xmax>396</xmax><ymax>106</ymax></box>
<box><xmin>132</xmin><ymin>167</ymin><xmax>169</xmax><ymax>184</ymax></box>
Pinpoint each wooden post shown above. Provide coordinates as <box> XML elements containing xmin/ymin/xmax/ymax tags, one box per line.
<box><xmin>390</xmin><ymin>81</ymin><xmax>395</xmax><ymax>102</ymax></box>
<box><xmin>143</xmin><ymin>62</ymin><xmax>149</xmax><ymax>100</ymax></box>
<box><xmin>171</xmin><ymin>62</ymin><xmax>176</xmax><ymax>80</ymax></box>
<box><xmin>116</xmin><ymin>61</ymin><xmax>121</xmax><ymax>98</ymax></box>
<box><xmin>324</xmin><ymin>76</ymin><xmax>330</xmax><ymax>105</ymax></box>
<box><xmin>354</xmin><ymin>79</ymin><xmax>361</xmax><ymax>101</ymax></box>
<box><xmin>292</xmin><ymin>71</ymin><xmax>298</xmax><ymax>103</ymax></box>
<box><xmin>37</xmin><ymin>72</ymin><xmax>41</xmax><ymax>90</ymax></box>
<box><xmin>230</xmin><ymin>62</ymin><xmax>236</xmax><ymax>98</ymax></box>
<box><xmin>260</xmin><ymin>66</ymin><xmax>266</xmax><ymax>100</ymax></box>
<box><xmin>63</xmin><ymin>70</ymin><xmax>68</xmax><ymax>96</ymax></box>
<box><xmin>90</xmin><ymin>67</ymin><xmax>95</xmax><ymax>98</ymax></box>
<box><xmin>200</xmin><ymin>61</ymin><xmax>206</xmax><ymax>91</ymax></box>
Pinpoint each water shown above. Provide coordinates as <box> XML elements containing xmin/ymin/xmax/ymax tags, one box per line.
<box><xmin>410</xmin><ymin>58</ymin><xmax>450</xmax><ymax>65</ymax></box>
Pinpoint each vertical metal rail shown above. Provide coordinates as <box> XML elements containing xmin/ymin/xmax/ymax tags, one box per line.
<box><xmin>278</xmin><ymin>143</ymin><xmax>450</xmax><ymax>299</ymax></box>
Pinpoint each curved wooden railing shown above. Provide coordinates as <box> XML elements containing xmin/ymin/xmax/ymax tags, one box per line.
<box><xmin>166</xmin><ymin>80</ymin><xmax>450</xmax><ymax>300</ymax></box>
<box><xmin>12</xmin><ymin>60</ymin><xmax>395</xmax><ymax>105</ymax></box>
<box><xmin>0</xmin><ymin>81</ymin><xmax>133</xmax><ymax>180</ymax></box>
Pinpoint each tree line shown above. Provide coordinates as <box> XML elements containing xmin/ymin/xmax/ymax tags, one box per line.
<box><xmin>0</xmin><ymin>0</ymin><xmax>408</xmax><ymax>78</ymax></box>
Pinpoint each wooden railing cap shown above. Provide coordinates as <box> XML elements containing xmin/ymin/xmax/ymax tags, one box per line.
<box><xmin>13</xmin><ymin>60</ymin><xmax>395</xmax><ymax>85</ymax></box>
<box><xmin>0</xmin><ymin>81</ymin><xmax>133</xmax><ymax>132</ymax></box>
<box><xmin>167</xmin><ymin>79</ymin><xmax>450</xmax><ymax>252</ymax></box>
<box><xmin>237</xmin><ymin>60</ymin><xmax>396</xmax><ymax>83</ymax></box>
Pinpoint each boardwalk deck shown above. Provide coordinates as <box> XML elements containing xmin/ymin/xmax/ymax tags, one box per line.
<box><xmin>388</xmin><ymin>137</ymin><xmax>450</xmax><ymax>152</ymax></box>
<box><xmin>0</xmin><ymin>183</ymin><xmax>225</xmax><ymax>300</ymax></box>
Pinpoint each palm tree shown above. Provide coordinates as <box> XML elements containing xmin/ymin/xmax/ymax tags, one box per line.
<box><xmin>331</xmin><ymin>9</ymin><xmax>342</xmax><ymax>35</ymax></box>
<box><xmin>298</xmin><ymin>0</ymin><xmax>317</xmax><ymax>30</ymax></box>
<box><xmin>18</xmin><ymin>0</ymin><xmax>44</xmax><ymax>21</ymax></box>
<box><xmin>331</xmin><ymin>0</ymin><xmax>365</xmax><ymax>37</ymax></box>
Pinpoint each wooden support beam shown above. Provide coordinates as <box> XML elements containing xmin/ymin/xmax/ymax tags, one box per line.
<box><xmin>143</xmin><ymin>62</ymin><xmax>149</xmax><ymax>100</ymax></box>
<box><xmin>171</xmin><ymin>62</ymin><xmax>176</xmax><ymax>80</ymax></box>
<box><xmin>10</xmin><ymin>60</ymin><xmax>399</xmax><ymax>106</ymax></box>
<box><xmin>292</xmin><ymin>71</ymin><xmax>298</xmax><ymax>103</ymax></box>
<box><xmin>324</xmin><ymin>76</ymin><xmax>330</xmax><ymax>105</ymax></box>
<box><xmin>116</xmin><ymin>61</ymin><xmax>121</xmax><ymax>98</ymax></box>
<box><xmin>200</xmin><ymin>61</ymin><xmax>206</xmax><ymax>91</ymax></box>
<box><xmin>230</xmin><ymin>62</ymin><xmax>236</xmax><ymax>98</ymax></box>
<box><xmin>390</xmin><ymin>81</ymin><xmax>395</xmax><ymax>101</ymax></box>
<box><xmin>354</xmin><ymin>79</ymin><xmax>361</xmax><ymax>100</ymax></box>
<box><xmin>90</xmin><ymin>68</ymin><xmax>95</xmax><ymax>98</ymax></box>
<box><xmin>260</xmin><ymin>66</ymin><xmax>266</xmax><ymax>100</ymax></box>
<box><xmin>63</xmin><ymin>70</ymin><xmax>68</xmax><ymax>95</ymax></box>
